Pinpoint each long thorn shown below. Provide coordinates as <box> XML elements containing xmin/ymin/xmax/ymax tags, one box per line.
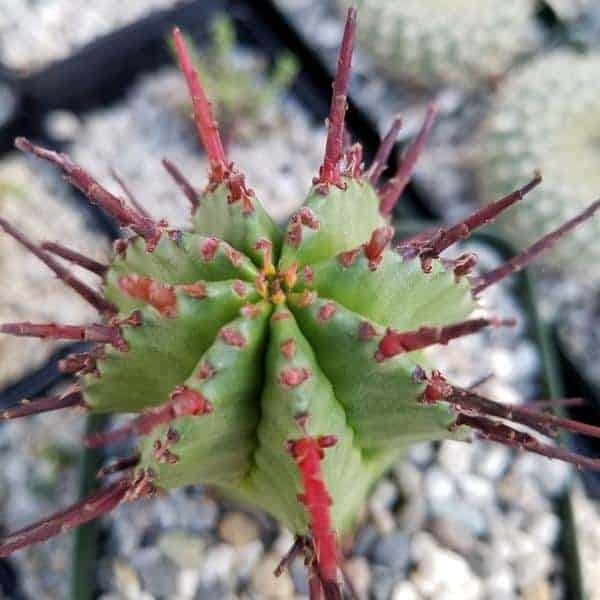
<box><xmin>1</xmin><ymin>390</ymin><xmax>84</xmax><ymax>420</ymax></box>
<box><xmin>0</xmin><ymin>218</ymin><xmax>117</xmax><ymax>315</ymax></box>
<box><xmin>161</xmin><ymin>158</ymin><xmax>200</xmax><ymax>209</ymax></box>
<box><xmin>14</xmin><ymin>138</ymin><xmax>159</xmax><ymax>245</ymax></box>
<box><xmin>0</xmin><ymin>321</ymin><xmax>125</xmax><ymax>349</ymax></box>
<box><xmin>419</xmin><ymin>172</ymin><xmax>543</xmax><ymax>259</ymax></box>
<box><xmin>109</xmin><ymin>166</ymin><xmax>152</xmax><ymax>219</ymax></box>
<box><xmin>172</xmin><ymin>28</ymin><xmax>227</xmax><ymax>179</ymax></box>
<box><xmin>456</xmin><ymin>413</ymin><xmax>600</xmax><ymax>471</ymax></box>
<box><xmin>446</xmin><ymin>386</ymin><xmax>600</xmax><ymax>439</ymax></box>
<box><xmin>376</xmin><ymin>318</ymin><xmax>515</xmax><ymax>361</ymax></box>
<box><xmin>41</xmin><ymin>241</ymin><xmax>108</xmax><ymax>276</ymax></box>
<box><xmin>0</xmin><ymin>479</ymin><xmax>132</xmax><ymax>557</ymax></box>
<box><xmin>379</xmin><ymin>104</ymin><xmax>438</xmax><ymax>216</ymax></box>
<box><xmin>84</xmin><ymin>386</ymin><xmax>212</xmax><ymax>448</ymax></box>
<box><xmin>316</xmin><ymin>8</ymin><xmax>357</xmax><ymax>188</ymax></box>
<box><xmin>472</xmin><ymin>199</ymin><xmax>600</xmax><ymax>295</ymax></box>
<box><xmin>366</xmin><ymin>116</ymin><xmax>403</xmax><ymax>185</ymax></box>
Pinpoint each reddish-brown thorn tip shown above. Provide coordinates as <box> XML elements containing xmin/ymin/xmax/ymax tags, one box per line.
<box><xmin>379</xmin><ymin>103</ymin><xmax>438</xmax><ymax>216</ymax></box>
<box><xmin>0</xmin><ymin>322</ymin><xmax>127</xmax><ymax>350</ymax></box>
<box><xmin>109</xmin><ymin>166</ymin><xmax>152</xmax><ymax>219</ymax></box>
<box><xmin>0</xmin><ymin>478</ymin><xmax>135</xmax><ymax>557</ymax></box>
<box><xmin>84</xmin><ymin>386</ymin><xmax>212</xmax><ymax>448</ymax></box>
<box><xmin>288</xmin><ymin>430</ymin><xmax>341</xmax><ymax>599</ymax></box>
<box><xmin>472</xmin><ymin>198</ymin><xmax>600</xmax><ymax>295</ymax></box>
<box><xmin>315</xmin><ymin>7</ymin><xmax>357</xmax><ymax>190</ymax></box>
<box><xmin>172</xmin><ymin>28</ymin><xmax>227</xmax><ymax>181</ymax></box>
<box><xmin>14</xmin><ymin>138</ymin><xmax>160</xmax><ymax>247</ymax></box>
<box><xmin>376</xmin><ymin>318</ymin><xmax>514</xmax><ymax>362</ymax></box>
<box><xmin>59</xmin><ymin>348</ymin><xmax>105</xmax><ymax>375</ymax></box>
<box><xmin>41</xmin><ymin>242</ymin><xmax>108</xmax><ymax>276</ymax></box>
<box><xmin>274</xmin><ymin>536</ymin><xmax>307</xmax><ymax>577</ymax></box>
<box><xmin>366</xmin><ymin>116</ymin><xmax>403</xmax><ymax>185</ymax></box>
<box><xmin>0</xmin><ymin>217</ymin><xmax>117</xmax><ymax>315</ymax></box>
<box><xmin>1</xmin><ymin>390</ymin><xmax>84</xmax><ymax>420</ymax></box>
<box><xmin>97</xmin><ymin>454</ymin><xmax>141</xmax><ymax>478</ymax></box>
<box><xmin>455</xmin><ymin>413</ymin><xmax>600</xmax><ymax>471</ymax></box>
<box><xmin>161</xmin><ymin>157</ymin><xmax>200</xmax><ymax>210</ymax></box>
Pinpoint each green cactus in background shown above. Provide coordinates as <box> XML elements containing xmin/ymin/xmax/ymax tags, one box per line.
<box><xmin>476</xmin><ymin>50</ymin><xmax>600</xmax><ymax>275</ymax></box>
<box><xmin>1</xmin><ymin>11</ymin><xmax>599</xmax><ymax>599</ymax></box>
<box><xmin>348</xmin><ymin>0</ymin><xmax>537</xmax><ymax>89</ymax></box>
<box><xmin>172</xmin><ymin>15</ymin><xmax>298</xmax><ymax>143</ymax></box>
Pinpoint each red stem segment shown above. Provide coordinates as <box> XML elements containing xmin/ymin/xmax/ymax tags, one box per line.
<box><xmin>288</xmin><ymin>435</ymin><xmax>341</xmax><ymax>599</ymax></box>
<box><xmin>0</xmin><ymin>479</ymin><xmax>132</xmax><ymax>557</ymax></box>
<box><xmin>1</xmin><ymin>390</ymin><xmax>84</xmax><ymax>420</ymax></box>
<box><xmin>14</xmin><ymin>138</ymin><xmax>159</xmax><ymax>245</ymax></box>
<box><xmin>366</xmin><ymin>116</ymin><xmax>403</xmax><ymax>185</ymax></box>
<box><xmin>0</xmin><ymin>217</ymin><xmax>117</xmax><ymax>315</ymax></box>
<box><xmin>316</xmin><ymin>8</ymin><xmax>357</xmax><ymax>189</ymax></box>
<box><xmin>41</xmin><ymin>241</ymin><xmax>107</xmax><ymax>276</ymax></box>
<box><xmin>0</xmin><ymin>322</ymin><xmax>125</xmax><ymax>349</ymax></box>
<box><xmin>376</xmin><ymin>318</ymin><xmax>515</xmax><ymax>361</ymax></box>
<box><xmin>172</xmin><ymin>28</ymin><xmax>227</xmax><ymax>179</ymax></box>
<box><xmin>472</xmin><ymin>199</ymin><xmax>600</xmax><ymax>295</ymax></box>
<box><xmin>162</xmin><ymin>158</ymin><xmax>200</xmax><ymax>209</ymax></box>
<box><xmin>379</xmin><ymin>104</ymin><xmax>438</xmax><ymax>216</ymax></box>
<box><xmin>84</xmin><ymin>386</ymin><xmax>212</xmax><ymax>448</ymax></box>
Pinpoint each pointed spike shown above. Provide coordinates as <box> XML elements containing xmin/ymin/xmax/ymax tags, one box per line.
<box><xmin>288</xmin><ymin>430</ymin><xmax>341</xmax><ymax>597</ymax></box>
<box><xmin>274</xmin><ymin>536</ymin><xmax>306</xmax><ymax>577</ymax></box>
<box><xmin>316</xmin><ymin>8</ymin><xmax>357</xmax><ymax>189</ymax></box>
<box><xmin>456</xmin><ymin>413</ymin><xmax>600</xmax><ymax>471</ymax></box>
<box><xmin>14</xmin><ymin>138</ymin><xmax>160</xmax><ymax>246</ymax></box>
<box><xmin>0</xmin><ymin>321</ymin><xmax>126</xmax><ymax>349</ymax></box>
<box><xmin>118</xmin><ymin>274</ymin><xmax>177</xmax><ymax>317</ymax></box>
<box><xmin>415</xmin><ymin>173</ymin><xmax>543</xmax><ymax>263</ymax></box>
<box><xmin>379</xmin><ymin>103</ymin><xmax>438</xmax><ymax>216</ymax></box>
<box><xmin>98</xmin><ymin>454</ymin><xmax>140</xmax><ymax>478</ymax></box>
<box><xmin>161</xmin><ymin>158</ymin><xmax>200</xmax><ymax>209</ymax></box>
<box><xmin>172</xmin><ymin>28</ymin><xmax>227</xmax><ymax>180</ymax></box>
<box><xmin>59</xmin><ymin>349</ymin><xmax>103</xmax><ymax>375</ymax></box>
<box><xmin>41</xmin><ymin>241</ymin><xmax>108</xmax><ymax>276</ymax></box>
<box><xmin>366</xmin><ymin>115</ymin><xmax>403</xmax><ymax>185</ymax></box>
<box><xmin>109</xmin><ymin>166</ymin><xmax>152</xmax><ymax>219</ymax></box>
<box><xmin>363</xmin><ymin>225</ymin><xmax>394</xmax><ymax>269</ymax></box>
<box><xmin>84</xmin><ymin>386</ymin><xmax>212</xmax><ymax>448</ymax></box>
<box><xmin>0</xmin><ymin>479</ymin><xmax>133</xmax><ymax>557</ymax></box>
<box><xmin>472</xmin><ymin>199</ymin><xmax>600</xmax><ymax>295</ymax></box>
<box><xmin>0</xmin><ymin>218</ymin><xmax>117</xmax><ymax>315</ymax></box>
<box><xmin>376</xmin><ymin>318</ymin><xmax>514</xmax><ymax>361</ymax></box>
<box><xmin>444</xmin><ymin>386</ymin><xmax>600</xmax><ymax>439</ymax></box>
<box><xmin>1</xmin><ymin>390</ymin><xmax>84</xmax><ymax>420</ymax></box>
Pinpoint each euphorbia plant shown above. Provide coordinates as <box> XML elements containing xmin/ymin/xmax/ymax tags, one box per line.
<box><xmin>1</xmin><ymin>10</ymin><xmax>599</xmax><ymax>599</ymax></box>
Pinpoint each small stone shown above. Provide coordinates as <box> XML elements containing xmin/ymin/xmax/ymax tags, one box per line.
<box><xmin>392</xmin><ymin>580</ymin><xmax>420</xmax><ymax>600</ymax></box>
<box><xmin>484</xmin><ymin>566</ymin><xmax>516</xmax><ymax>599</ymax></box>
<box><xmin>423</xmin><ymin>466</ymin><xmax>456</xmax><ymax>506</ymax></box>
<box><xmin>219</xmin><ymin>512</ymin><xmax>260</xmax><ymax>547</ymax></box>
<box><xmin>131</xmin><ymin>547</ymin><xmax>178</xmax><ymax>598</ymax></box>
<box><xmin>526</xmin><ymin>512</ymin><xmax>561</xmax><ymax>548</ymax></box>
<box><xmin>343</xmin><ymin>557</ymin><xmax>371</xmax><ymax>599</ymax></box>
<box><xmin>159</xmin><ymin>530</ymin><xmax>205</xmax><ymax>569</ymax></box>
<box><xmin>372</xmin><ymin>532</ymin><xmax>410</xmax><ymax>571</ymax></box>
<box><xmin>476</xmin><ymin>445</ymin><xmax>511</xmax><ymax>480</ymax></box>
<box><xmin>112</xmin><ymin>560</ymin><xmax>141</xmax><ymax>598</ymax></box>
<box><xmin>437</xmin><ymin>440</ymin><xmax>473</xmax><ymax>476</ymax></box>
<box><xmin>199</xmin><ymin>544</ymin><xmax>236</xmax><ymax>584</ymax></box>
<box><xmin>522</xmin><ymin>578</ymin><xmax>552</xmax><ymax>600</ymax></box>
<box><xmin>408</xmin><ymin>442</ymin><xmax>435</xmax><ymax>467</ymax></box>
<box><xmin>43</xmin><ymin>110</ymin><xmax>81</xmax><ymax>142</ymax></box>
<box><xmin>234</xmin><ymin>540</ymin><xmax>264</xmax><ymax>579</ymax></box>
<box><xmin>457</xmin><ymin>473</ymin><xmax>495</xmax><ymax>506</ymax></box>
<box><xmin>370</xmin><ymin>565</ymin><xmax>397</xmax><ymax>600</ymax></box>
<box><xmin>178</xmin><ymin>569</ymin><xmax>201</xmax><ymax>599</ymax></box>
<box><xmin>353</xmin><ymin>525</ymin><xmax>379</xmax><ymax>557</ymax></box>
<box><xmin>250</xmin><ymin>554</ymin><xmax>294</xmax><ymax>598</ymax></box>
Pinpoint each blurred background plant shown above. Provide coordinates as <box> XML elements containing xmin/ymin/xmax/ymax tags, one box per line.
<box><xmin>170</xmin><ymin>15</ymin><xmax>298</xmax><ymax>146</ymax></box>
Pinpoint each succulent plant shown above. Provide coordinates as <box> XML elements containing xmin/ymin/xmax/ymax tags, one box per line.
<box><xmin>348</xmin><ymin>0</ymin><xmax>536</xmax><ymax>89</ymax></box>
<box><xmin>476</xmin><ymin>50</ymin><xmax>600</xmax><ymax>276</ymax></box>
<box><xmin>172</xmin><ymin>15</ymin><xmax>298</xmax><ymax>144</ymax></box>
<box><xmin>1</xmin><ymin>10</ymin><xmax>599</xmax><ymax>599</ymax></box>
